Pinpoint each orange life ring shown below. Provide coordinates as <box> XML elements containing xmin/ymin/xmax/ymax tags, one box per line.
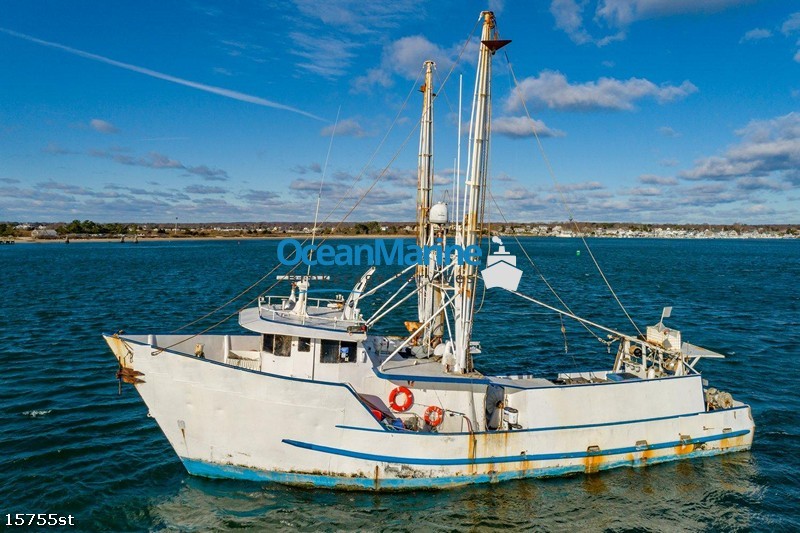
<box><xmin>424</xmin><ymin>405</ymin><xmax>445</xmax><ymax>427</ymax></box>
<box><xmin>388</xmin><ymin>386</ymin><xmax>414</xmax><ymax>412</ymax></box>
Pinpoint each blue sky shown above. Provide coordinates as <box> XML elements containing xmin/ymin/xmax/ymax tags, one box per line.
<box><xmin>1</xmin><ymin>0</ymin><xmax>798</xmax><ymax>223</ymax></box>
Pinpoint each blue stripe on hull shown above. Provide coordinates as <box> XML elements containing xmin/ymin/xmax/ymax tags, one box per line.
<box><xmin>334</xmin><ymin>405</ymin><xmax>750</xmax><ymax>437</ymax></box>
<box><xmin>281</xmin><ymin>429</ymin><xmax>750</xmax><ymax>466</ymax></box>
<box><xmin>181</xmin><ymin>443</ymin><xmax>751</xmax><ymax>490</ymax></box>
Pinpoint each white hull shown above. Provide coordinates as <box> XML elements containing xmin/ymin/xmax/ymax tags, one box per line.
<box><xmin>105</xmin><ymin>334</ymin><xmax>754</xmax><ymax>490</ymax></box>
<box><xmin>103</xmin><ymin>10</ymin><xmax>755</xmax><ymax>491</ymax></box>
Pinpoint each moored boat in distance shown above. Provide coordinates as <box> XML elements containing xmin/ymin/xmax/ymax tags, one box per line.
<box><xmin>104</xmin><ymin>11</ymin><xmax>753</xmax><ymax>490</ymax></box>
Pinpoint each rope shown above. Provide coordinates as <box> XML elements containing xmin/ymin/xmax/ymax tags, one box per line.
<box><xmin>500</xmin><ymin>49</ymin><xmax>644</xmax><ymax>338</ymax></box>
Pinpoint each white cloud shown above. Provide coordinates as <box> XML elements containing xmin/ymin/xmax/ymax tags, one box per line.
<box><xmin>239</xmin><ymin>189</ymin><xmax>281</xmax><ymax>203</ymax></box>
<box><xmin>777</xmin><ymin>13</ymin><xmax>800</xmax><ymax>62</ymax></box>
<box><xmin>286</xmin><ymin>0</ymin><xmax>420</xmax><ymax>79</ymax></box>
<box><xmin>742</xmin><ymin>204</ymin><xmax>775</xmax><ymax>216</ymax></box>
<box><xmin>489</xmin><ymin>0</ymin><xmax>505</xmax><ymax>15</ymax></box>
<box><xmin>291</xmin><ymin>0</ymin><xmax>419</xmax><ymax>35</ymax></box>
<box><xmin>184</xmin><ymin>165</ymin><xmax>230</xmax><ymax>181</ymax></box>
<box><xmin>290</xmin><ymin>163</ymin><xmax>322</xmax><ymax>174</ymax></box>
<box><xmin>597</xmin><ymin>0</ymin><xmax>755</xmax><ymax>27</ymax></box>
<box><xmin>90</xmin><ymin>119</ymin><xmax>118</xmax><ymax>134</ymax></box>
<box><xmin>505</xmin><ymin>71</ymin><xmax>697</xmax><ymax>111</ymax></box>
<box><xmin>658</xmin><ymin>126</ymin><xmax>680</xmax><ymax>137</ymax></box>
<box><xmin>289</xmin><ymin>32</ymin><xmax>359</xmax><ymax>79</ymax></box>
<box><xmin>638</xmin><ymin>174</ymin><xmax>677</xmax><ymax>185</ymax></box>
<box><xmin>492</xmin><ymin>116</ymin><xmax>565</xmax><ymax>138</ymax></box>
<box><xmin>550</xmin><ymin>0</ymin><xmax>754</xmax><ymax>46</ymax></box>
<box><xmin>781</xmin><ymin>12</ymin><xmax>800</xmax><ymax>35</ymax></box>
<box><xmin>43</xmin><ymin>142</ymin><xmax>77</xmax><ymax>154</ymax></box>
<box><xmin>550</xmin><ymin>0</ymin><xmax>595</xmax><ymax>45</ymax></box>
<box><xmin>680</xmin><ymin>112</ymin><xmax>800</xmax><ymax>183</ymax></box>
<box><xmin>560</xmin><ymin>181</ymin><xmax>605</xmax><ymax>191</ymax></box>
<box><xmin>185</xmin><ymin>185</ymin><xmax>227</xmax><ymax>195</ymax></box>
<box><xmin>320</xmin><ymin>118</ymin><xmax>368</xmax><ymax>137</ymax></box>
<box><xmin>740</xmin><ymin>28</ymin><xmax>772</xmax><ymax>43</ymax></box>
<box><xmin>289</xmin><ymin>178</ymin><xmax>336</xmax><ymax>195</ymax></box>
<box><xmin>353</xmin><ymin>35</ymin><xmax>477</xmax><ymax>92</ymax></box>
<box><xmin>89</xmin><ymin>149</ymin><xmax>231</xmax><ymax>181</ymax></box>
<box><xmin>736</xmin><ymin>177</ymin><xmax>787</xmax><ymax>191</ymax></box>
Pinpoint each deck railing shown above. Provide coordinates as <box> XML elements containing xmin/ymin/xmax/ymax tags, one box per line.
<box><xmin>257</xmin><ymin>295</ymin><xmax>366</xmax><ymax>330</ymax></box>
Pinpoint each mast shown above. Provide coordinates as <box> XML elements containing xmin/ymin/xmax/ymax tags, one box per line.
<box><xmin>452</xmin><ymin>11</ymin><xmax>509</xmax><ymax>373</ymax></box>
<box><xmin>415</xmin><ymin>60</ymin><xmax>444</xmax><ymax>347</ymax></box>
<box><xmin>416</xmin><ymin>61</ymin><xmax>435</xmax><ymax>254</ymax></box>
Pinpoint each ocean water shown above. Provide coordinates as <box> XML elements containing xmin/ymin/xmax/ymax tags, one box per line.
<box><xmin>1</xmin><ymin>237</ymin><xmax>798</xmax><ymax>531</ymax></box>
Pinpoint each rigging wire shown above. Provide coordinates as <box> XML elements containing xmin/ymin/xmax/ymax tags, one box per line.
<box><xmin>500</xmin><ymin>49</ymin><xmax>644</xmax><ymax>338</ymax></box>
<box><xmin>155</xmin><ymin>73</ymin><xmax>430</xmax><ymax>354</ymax></box>
<box><xmin>474</xmin><ymin>64</ymin><xmax>496</xmax><ymax>317</ymax></box>
<box><xmin>434</xmin><ymin>16</ymin><xmax>481</xmax><ymax>96</ymax></box>
<box><xmin>488</xmin><ymin>190</ymin><xmax>582</xmax><ymax>369</ymax></box>
<box><xmin>308</xmin><ymin>105</ymin><xmax>341</xmax><ymax>276</ymax></box>
<box><xmin>158</xmin><ymin>20</ymin><xmax>486</xmax><ymax>352</ymax></box>
<box><xmin>168</xmin><ymin>67</ymin><xmax>426</xmax><ymax>336</ymax></box>
<box><xmin>488</xmin><ymin>190</ymin><xmax>604</xmax><ymax>343</ymax></box>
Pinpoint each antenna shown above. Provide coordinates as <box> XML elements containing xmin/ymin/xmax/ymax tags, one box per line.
<box><xmin>456</xmin><ymin>74</ymin><xmax>463</xmax><ymax>236</ymax></box>
<box><xmin>307</xmin><ymin>105</ymin><xmax>341</xmax><ymax>276</ymax></box>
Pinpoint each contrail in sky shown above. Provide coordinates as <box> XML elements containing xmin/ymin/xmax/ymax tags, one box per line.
<box><xmin>0</xmin><ymin>28</ymin><xmax>326</xmax><ymax>122</ymax></box>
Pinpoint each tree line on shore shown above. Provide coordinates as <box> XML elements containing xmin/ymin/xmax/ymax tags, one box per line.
<box><xmin>1</xmin><ymin>219</ymin><xmax>797</xmax><ymax>239</ymax></box>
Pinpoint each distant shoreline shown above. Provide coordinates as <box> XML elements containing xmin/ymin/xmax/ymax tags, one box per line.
<box><xmin>4</xmin><ymin>220</ymin><xmax>797</xmax><ymax>243</ymax></box>
<box><xmin>6</xmin><ymin>233</ymin><xmax>798</xmax><ymax>244</ymax></box>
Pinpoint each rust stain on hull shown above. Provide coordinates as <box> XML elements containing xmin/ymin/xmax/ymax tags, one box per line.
<box><xmin>584</xmin><ymin>454</ymin><xmax>603</xmax><ymax>474</ymax></box>
<box><xmin>467</xmin><ymin>432</ymin><xmax>478</xmax><ymax>476</ymax></box>
<box><xmin>719</xmin><ymin>435</ymin><xmax>746</xmax><ymax>450</ymax></box>
<box><xmin>674</xmin><ymin>443</ymin><xmax>695</xmax><ymax>456</ymax></box>
<box><xmin>105</xmin><ymin>335</ymin><xmax>131</xmax><ymax>366</ymax></box>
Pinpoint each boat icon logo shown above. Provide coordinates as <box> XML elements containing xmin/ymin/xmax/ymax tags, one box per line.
<box><xmin>481</xmin><ymin>236</ymin><xmax>523</xmax><ymax>291</ymax></box>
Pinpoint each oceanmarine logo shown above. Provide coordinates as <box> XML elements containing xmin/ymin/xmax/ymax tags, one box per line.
<box><xmin>277</xmin><ymin>238</ymin><xmax>482</xmax><ymax>267</ymax></box>
<box><xmin>481</xmin><ymin>236</ymin><xmax>523</xmax><ymax>291</ymax></box>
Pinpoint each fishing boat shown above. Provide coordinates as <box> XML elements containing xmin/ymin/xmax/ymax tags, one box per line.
<box><xmin>104</xmin><ymin>11</ymin><xmax>753</xmax><ymax>490</ymax></box>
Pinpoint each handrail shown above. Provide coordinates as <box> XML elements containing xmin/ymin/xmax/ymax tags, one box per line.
<box><xmin>256</xmin><ymin>295</ymin><xmax>366</xmax><ymax>328</ymax></box>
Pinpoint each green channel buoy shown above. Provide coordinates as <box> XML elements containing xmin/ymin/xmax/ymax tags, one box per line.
<box><xmin>576</xmin><ymin>250</ymin><xmax>581</xmax><ymax>256</ymax></box>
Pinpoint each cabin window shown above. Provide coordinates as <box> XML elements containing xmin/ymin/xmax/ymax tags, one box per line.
<box><xmin>274</xmin><ymin>334</ymin><xmax>292</xmax><ymax>357</ymax></box>
<box><xmin>320</xmin><ymin>339</ymin><xmax>339</xmax><ymax>363</ymax></box>
<box><xmin>262</xmin><ymin>334</ymin><xmax>292</xmax><ymax>357</ymax></box>
<box><xmin>340</xmin><ymin>341</ymin><xmax>357</xmax><ymax>362</ymax></box>
<box><xmin>261</xmin><ymin>334</ymin><xmax>274</xmax><ymax>352</ymax></box>
<box><xmin>297</xmin><ymin>337</ymin><xmax>311</xmax><ymax>352</ymax></box>
<box><xmin>320</xmin><ymin>339</ymin><xmax>358</xmax><ymax>364</ymax></box>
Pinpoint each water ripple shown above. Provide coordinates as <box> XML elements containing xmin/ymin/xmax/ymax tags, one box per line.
<box><xmin>1</xmin><ymin>238</ymin><xmax>798</xmax><ymax>530</ymax></box>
